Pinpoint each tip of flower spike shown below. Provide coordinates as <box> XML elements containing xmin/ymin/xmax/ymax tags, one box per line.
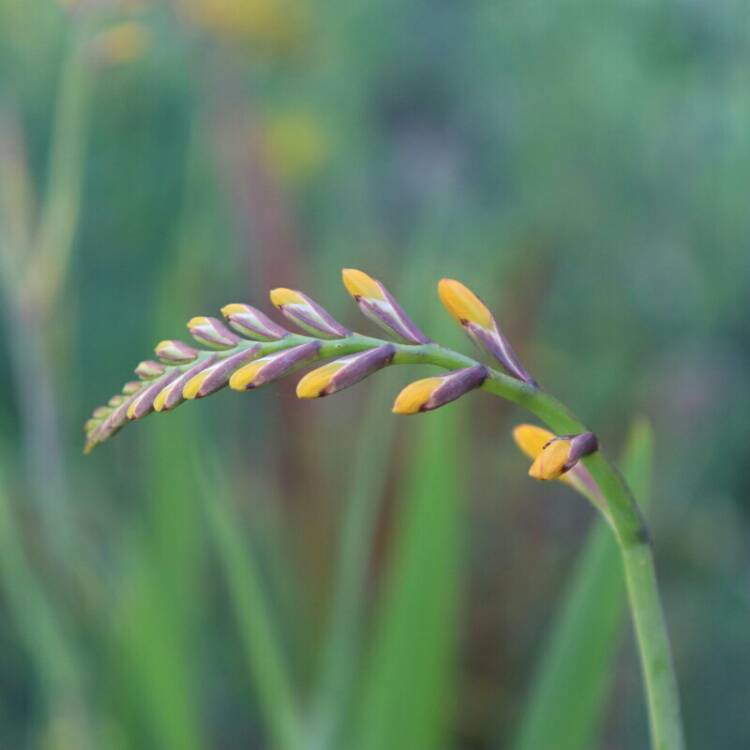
<box><xmin>438</xmin><ymin>278</ymin><xmax>493</xmax><ymax>329</ymax></box>
<box><xmin>296</xmin><ymin>362</ymin><xmax>344</xmax><ymax>399</ymax></box>
<box><xmin>341</xmin><ymin>268</ymin><xmax>386</xmax><ymax>301</ymax></box>
<box><xmin>392</xmin><ymin>377</ymin><xmax>443</xmax><ymax>414</ymax></box>
<box><xmin>529</xmin><ymin>439</ymin><xmax>572</xmax><ymax>480</ymax></box>
<box><xmin>270</xmin><ymin>288</ymin><xmax>306</xmax><ymax>307</ymax></box>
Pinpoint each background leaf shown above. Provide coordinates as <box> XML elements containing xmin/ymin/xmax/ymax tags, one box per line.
<box><xmin>351</xmin><ymin>403</ymin><xmax>464</xmax><ymax>750</ymax></box>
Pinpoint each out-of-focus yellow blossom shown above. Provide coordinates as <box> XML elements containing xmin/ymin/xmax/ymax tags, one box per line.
<box><xmin>262</xmin><ymin>111</ymin><xmax>328</xmax><ymax>184</ymax></box>
<box><xmin>175</xmin><ymin>0</ymin><xmax>307</xmax><ymax>54</ymax></box>
<box><xmin>90</xmin><ymin>22</ymin><xmax>150</xmax><ymax>65</ymax></box>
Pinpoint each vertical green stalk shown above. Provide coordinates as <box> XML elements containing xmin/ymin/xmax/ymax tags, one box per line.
<box><xmin>583</xmin><ymin>457</ymin><xmax>685</xmax><ymax>750</ymax></box>
<box><xmin>621</xmin><ymin>543</ymin><xmax>684</xmax><ymax>750</ymax></box>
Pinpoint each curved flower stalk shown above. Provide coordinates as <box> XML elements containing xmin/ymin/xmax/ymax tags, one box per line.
<box><xmin>84</xmin><ymin>268</ymin><xmax>685</xmax><ymax>750</ymax></box>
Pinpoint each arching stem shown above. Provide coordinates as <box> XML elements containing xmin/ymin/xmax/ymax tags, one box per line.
<box><xmin>95</xmin><ymin>332</ymin><xmax>686</xmax><ymax>750</ymax></box>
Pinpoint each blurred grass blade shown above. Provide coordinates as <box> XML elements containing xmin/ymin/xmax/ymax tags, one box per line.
<box><xmin>0</xmin><ymin>462</ymin><xmax>91</xmax><ymax>745</ymax></box>
<box><xmin>199</xmin><ymin>460</ymin><xmax>303</xmax><ymax>750</ymax></box>
<box><xmin>110</xmin><ymin>419</ymin><xmax>207</xmax><ymax>750</ymax></box>
<box><xmin>512</xmin><ymin>417</ymin><xmax>654</xmax><ymax>750</ymax></box>
<box><xmin>309</xmin><ymin>375</ymin><xmax>399</xmax><ymax>749</ymax></box>
<box><xmin>352</xmin><ymin>405</ymin><xmax>464</xmax><ymax>750</ymax></box>
<box><xmin>310</xmin><ymin>256</ymin><xmax>435</xmax><ymax>750</ymax></box>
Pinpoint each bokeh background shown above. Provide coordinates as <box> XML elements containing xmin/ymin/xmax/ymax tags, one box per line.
<box><xmin>0</xmin><ymin>0</ymin><xmax>748</xmax><ymax>748</ymax></box>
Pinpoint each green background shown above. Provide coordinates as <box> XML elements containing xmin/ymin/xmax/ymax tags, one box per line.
<box><xmin>0</xmin><ymin>0</ymin><xmax>748</xmax><ymax>748</ymax></box>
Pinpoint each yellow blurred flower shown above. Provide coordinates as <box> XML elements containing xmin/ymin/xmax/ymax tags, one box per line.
<box><xmin>175</xmin><ymin>0</ymin><xmax>307</xmax><ymax>54</ymax></box>
<box><xmin>262</xmin><ymin>111</ymin><xmax>328</xmax><ymax>184</ymax></box>
<box><xmin>90</xmin><ymin>22</ymin><xmax>150</xmax><ymax>65</ymax></box>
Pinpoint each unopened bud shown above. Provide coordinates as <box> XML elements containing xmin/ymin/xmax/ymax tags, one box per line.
<box><xmin>154</xmin><ymin>339</ymin><xmax>198</xmax><ymax>364</ymax></box>
<box><xmin>392</xmin><ymin>364</ymin><xmax>487</xmax><ymax>414</ymax></box>
<box><xmin>342</xmin><ymin>269</ymin><xmax>429</xmax><ymax>344</ymax></box>
<box><xmin>296</xmin><ymin>345</ymin><xmax>395</xmax><ymax>399</ymax></box>
<box><xmin>229</xmin><ymin>342</ymin><xmax>321</xmax><ymax>391</ymax></box>
<box><xmin>438</xmin><ymin>279</ymin><xmax>535</xmax><ymax>385</ymax></box>
<box><xmin>220</xmin><ymin>303</ymin><xmax>289</xmax><ymax>341</ymax></box>
<box><xmin>187</xmin><ymin>316</ymin><xmax>241</xmax><ymax>349</ymax></box>
<box><xmin>269</xmin><ymin>288</ymin><xmax>350</xmax><ymax>338</ymax></box>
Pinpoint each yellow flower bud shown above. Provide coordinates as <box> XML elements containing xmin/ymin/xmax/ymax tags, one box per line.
<box><xmin>229</xmin><ymin>360</ymin><xmax>267</xmax><ymax>391</ymax></box>
<box><xmin>341</xmin><ymin>268</ymin><xmax>387</xmax><ymax>301</ymax></box>
<box><xmin>296</xmin><ymin>362</ymin><xmax>344</xmax><ymax>399</ymax></box>
<box><xmin>512</xmin><ymin>424</ymin><xmax>556</xmax><ymax>461</ymax></box>
<box><xmin>438</xmin><ymin>278</ymin><xmax>493</xmax><ymax>329</ymax></box>
<box><xmin>269</xmin><ymin>288</ymin><xmax>306</xmax><ymax>307</ymax></box>
<box><xmin>183</xmin><ymin>369</ymin><xmax>213</xmax><ymax>400</ymax></box>
<box><xmin>392</xmin><ymin>377</ymin><xmax>444</xmax><ymax>414</ymax></box>
<box><xmin>528</xmin><ymin>439</ymin><xmax>572</xmax><ymax>480</ymax></box>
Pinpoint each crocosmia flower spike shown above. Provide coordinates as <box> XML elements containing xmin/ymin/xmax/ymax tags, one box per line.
<box><xmin>270</xmin><ymin>288</ymin><xmax>350</xmax><ymax>338</ymax></box>
<box><xmin>342</xmin><ymin>269</ymin><xmax>429</xmax><ymax>344</ymax></box>
<box><xmin>438</xmin><ymin>278</ymin><xmax>535</xmax><ymax>385</ymax></box>
<box><xmin>297</xmin><ymin>345</ymin><xmax>395</xmax><ymax>399</ymax></box>
<box><xmin>392</xmin><ymin>364</ymin><xmax>487</xmax><ymax>414</ymax></box>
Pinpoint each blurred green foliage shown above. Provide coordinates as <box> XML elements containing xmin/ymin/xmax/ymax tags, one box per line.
<box><xmin>0</xmin><ymin>0</ymin><xmax>748</xmax><ymax>748</ymax></box>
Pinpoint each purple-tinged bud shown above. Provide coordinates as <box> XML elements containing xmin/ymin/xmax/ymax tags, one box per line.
<box><xmin>182</xmin><ymin>346</ymin><xmax>262</xmax><ymax>400</ymax></box>
<box><xmin>153</xmin><ymin>356</ymin><xmax>218</xmax><ymax>412</ymax></box>
<box><xmin>564</xmin><ymin>432</ymin><xmax>599</xmax><ymax>469</ymax></box>
<box><xmin>438</xmin><ymin>279</ymin><xmax>536</xmax><ymax>385</ymax></box>
<box><xmin>84</xmin><ymin>418</ymin><xmax>101</xmax><ymax>434</ymax></box>
<box><xmin>92</xmin><ymin>406</ymin><xmax>112</xmax><ymax>419</ymax></box>
<box><xmin>529</xmin><ymin>431</ymin><xmax>599</xmax><ymax>480</ymax></box>
<box><xmin>154</xmin><ymin>339</ymin><xmax>198</xmax><ymax>364</ymax></box>
<box><xmin>393</xmin><ymin>364</ymin><xmax>488</xmax><ymax>414</ymax></box>
<box><xmin>297</xmin><ymin>345</ymin><xmax>396</xmax><ymax>399</ymax></box>
<box><xmin>342</xmin><ymin>269</ymin><xmax>429</xmax><ymax>344</ymax></box>
<box><xmin>229</xmin><ymin>342</ymin><xmax>321</xmax><ymax>391</ymax></box>
<box><xmin>269</xmin><ymin>288</ymin><xmax>350</xmax><ymax>339</ymax></box>
<box><xmin>135</xmin><ymin>360</ymin><xmax>165</xmax><ymax>379</ymax></box>
<box><xmin>186</xmin><ymin>316</ymin><xmax>241</xmax><ymax>349</ymax></box>
<box><xmin>220</xmin><ymin>303</ymin><xmax>289</xmax><ymax>341</ymax></box>
<box><xmin>108</xmin><ymin>395</ymin><xmax>126</xmax><ymax>408</ymax></box>
<box><xmin>127</xmin><ymin>370</ymin><xmax>182</xmax><ymax>420</ymax></box>
<box><xmin>122</xmin><ymin>381</ymin><xmax>142</xmax><ymax>395</ymax></box>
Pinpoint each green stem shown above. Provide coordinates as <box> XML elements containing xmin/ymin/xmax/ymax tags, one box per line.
<box><xmin>621</xmin><ymin>543</ymin><xmax>685</xmax><ymax>750</ymax></box>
